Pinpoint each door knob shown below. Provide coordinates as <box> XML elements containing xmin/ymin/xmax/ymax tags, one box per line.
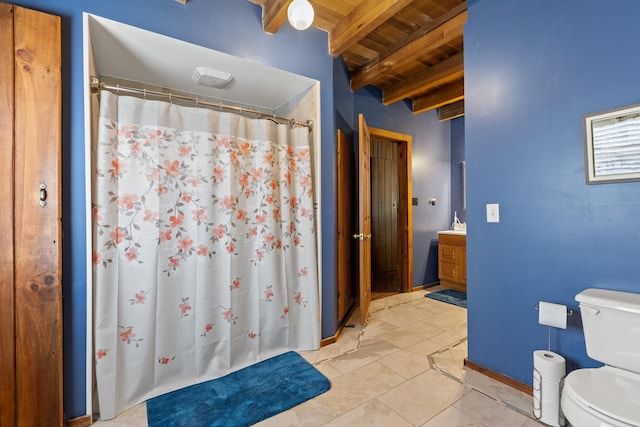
<box><xmin>352</xmin><ymin>233</ymin><xmax>372</xmax><ymax>240</ymax></box>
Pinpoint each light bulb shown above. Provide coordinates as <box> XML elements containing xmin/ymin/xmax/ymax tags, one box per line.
<box><xmin>288</xmin><ymin>0</ymin><xmax>314</xmax><ymax>31</ymax></box>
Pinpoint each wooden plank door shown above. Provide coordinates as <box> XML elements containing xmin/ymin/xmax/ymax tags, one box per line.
<box><xmin>368</xmin><ymin>127</ymin><xmax>413</xmax><ymax>295</ymax></box>
<box><xmin>357</xmin><ymin>115</ymin><xmax>372</xmax><ymax>325</ymax></box>
<box><xmin>0</xmin><ymin>3</ymin><xmax>63</xmax><ymax>426</ymax></box>
<box><xmin>337</xmin><ymin>130</ymin><xmax>354</xmax><ymax>322</ymax></box>
<box><xmin>0</xmin><ymin>3</ymin><xmax>17</xmax><ymax>424</ymax></box>
<box><xmin>370</xmin><ymin>138</ymin><xmax>399</xmax><ymax>283</ymax></box>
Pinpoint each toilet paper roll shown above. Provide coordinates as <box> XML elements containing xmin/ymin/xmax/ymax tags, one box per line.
<box><xmin>538</xmin><ymin>301</ymin><xmax>567</xmax><ymax>329</ymax></box>
<box><xmin>533</xmin><ymin>350</ymin><xmax>566</xmax><ymax>427</ymax></box>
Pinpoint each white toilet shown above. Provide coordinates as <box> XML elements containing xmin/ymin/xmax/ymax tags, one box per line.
<box><xmin>561</xmin><ymin>288</ymin><xmax>640</xmax><ymax>427</ymax></box>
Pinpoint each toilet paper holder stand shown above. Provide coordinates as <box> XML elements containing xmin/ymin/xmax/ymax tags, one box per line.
<box><xmin>535</xmin><ymin>304</ymin><xmax>573</xmax><ymax>351</ymax></box>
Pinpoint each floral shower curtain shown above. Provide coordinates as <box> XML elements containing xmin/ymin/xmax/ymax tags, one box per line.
<box><xmin>92</xmin><ymin>91</ymin><xmax>320</xmax><ymax>419</ymax></box>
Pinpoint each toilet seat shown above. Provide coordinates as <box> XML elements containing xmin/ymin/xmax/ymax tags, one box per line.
<box><xmin>561</xmin><ymin>366</ymin><xmax>640</xmax><ymax>427</ymax></box>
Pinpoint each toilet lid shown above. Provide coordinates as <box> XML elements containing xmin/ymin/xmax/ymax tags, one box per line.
<box><xmin>564</xmin><ymin>366</ymin><xmax>640</xmax><ymax>426</ymax></box>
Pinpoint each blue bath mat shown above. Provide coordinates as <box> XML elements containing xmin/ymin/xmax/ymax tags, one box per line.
<box><xmin>425</xmin><ymin>289</ymin><xmax>467</xmax><ymax>308</ymax></box>
<box><xmin>146</xmin><ymin>351</ymin><xmax>330</xmax><ymax>427</ymax></box>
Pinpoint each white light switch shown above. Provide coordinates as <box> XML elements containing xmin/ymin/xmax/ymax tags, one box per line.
<box><xmin>486</xmin><ymin>203</ymin><xmax>500</xmax><ymax>223</ymax></box>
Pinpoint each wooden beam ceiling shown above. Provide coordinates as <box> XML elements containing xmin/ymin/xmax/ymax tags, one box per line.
<box><xmin>412</xmin><ymin>80</ymin><xmax>464</xmax><ymax>114</ymax></box>
<box><xmin>262</xmin><ymin>0</ymin><xmax>290</xmax><ymax>34</ymax></box>
<box><xmin>249</xmin><ymin>0</ymin><xmax>467</xmax><ymax>118</ymax></box>
<box><xmin>383</xmin><ymin>52</ymin><xmax>464</xmax><ymax>105</ymax></box>
<box><xmin>350</xmin><ymin>3</ymin><xmax>467</xmax><ymax>92</ymax></box>
<box><xmin>329</xmin><ymin>0</ymin><xmax>414</xmax><ymax>57</ymax></box>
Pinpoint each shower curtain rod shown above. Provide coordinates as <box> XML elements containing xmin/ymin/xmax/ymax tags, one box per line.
<box><xmin>89</xmin><ymin>76</ymin><xmax>313</xmax><ymax>130</ymax></box>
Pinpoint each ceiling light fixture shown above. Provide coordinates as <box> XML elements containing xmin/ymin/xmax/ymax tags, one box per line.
<box><xmin>288</xmin><ymin>0</ymin><xmax>314</xmax><ymax>31</ymax></box>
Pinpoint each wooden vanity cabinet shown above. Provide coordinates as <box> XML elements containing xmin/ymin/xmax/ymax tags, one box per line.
<box><xmin>438</xmin><ymin>233</ymin><xmax>466</xmax><ymax>292</ymax></box>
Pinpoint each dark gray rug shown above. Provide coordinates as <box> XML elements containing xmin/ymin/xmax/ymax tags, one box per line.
<box><xmin>425</xmin><ymin>289</ymin><xmax>467</xmax><ymax>308</ymax></box>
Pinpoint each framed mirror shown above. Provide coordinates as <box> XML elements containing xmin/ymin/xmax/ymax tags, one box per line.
<box><xmin>584</xmin><ymin>103</ymin><xmax>640</xmax><ymax>184</ymax></box>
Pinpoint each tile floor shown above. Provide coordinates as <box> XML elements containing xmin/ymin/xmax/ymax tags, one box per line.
<box><xmin>94</xmin><ymin>287</ymin><xmax>542</xmax><ymax>426</ymax></box>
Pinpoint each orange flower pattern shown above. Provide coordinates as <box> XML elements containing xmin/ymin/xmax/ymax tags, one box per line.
<box><xmin>93</xmin><ymin>111</ymin><xmax>318</xmax><ymax>399</ymax></box>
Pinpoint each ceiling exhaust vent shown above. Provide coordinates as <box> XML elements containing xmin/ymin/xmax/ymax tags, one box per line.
<box><xmin>192</xmin><ymin>67</ymin><xmax>234</xmax><ymax>88</ymax></box>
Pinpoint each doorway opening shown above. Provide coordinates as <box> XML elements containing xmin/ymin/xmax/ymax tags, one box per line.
<box><xmin>336</xmin><ymin>117</ymin><xmax>413</xmax><ymax>326</ymax></box>
<box><xmin>369</xmin><ymin>128</ymin><xmax>412</xmax><ymax>301</ymax></box>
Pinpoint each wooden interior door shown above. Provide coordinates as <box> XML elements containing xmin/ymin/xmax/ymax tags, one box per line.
<box><xmin>0</xmin><ymin>3</ymin><xmax>63</xmax><ymax>425</ymax></box>
<box><xmin>370</xmin><ymin>137</ymin><xmax>399</xmax><ymax>292</ymax></box>
<box><xmin>337</xmin><ymin>129</ymin><xmax>354</xmax><ymax>322</ymax></box>
<box><xmin>357</xmin><ymin>115</ymin><xmax>372</xmax><ymax>325</ymax></box>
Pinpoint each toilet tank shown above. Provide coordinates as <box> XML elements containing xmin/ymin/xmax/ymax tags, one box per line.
<box><xmin>576</xmin><ymin>288</ymin><xmax>640</xmax><ymax>373</ymax></box>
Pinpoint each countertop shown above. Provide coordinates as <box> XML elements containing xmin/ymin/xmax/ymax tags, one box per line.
<box><xmin>437</xmin><ymin>230</ymin><xmax>467</xmax><ymax>236</ymax></box>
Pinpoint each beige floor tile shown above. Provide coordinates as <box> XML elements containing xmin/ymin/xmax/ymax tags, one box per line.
<box><xmin>396</xmin><ymin>292</ymin><xmax>414</xmax><ymax>304</ymax></box>
<box><xmin>370</xmin><ymin>298</ymin><xmax>389</xmax><ymax>312</ymax></box>
<box><xmin>518</xmin><ymin>418</ymin><xmax>546</xmax><ymax>427</ymax></box>
<box><xmin>328</xmin><ymin>340</ymin><xmax>400</xmax><ymax>374</ymax></box>
<box><xmin>406</xmin><ymin>338</ymin><xmax>445</xmax><ymax>357</ymax></box>
<box><xmin>405</xmin><ymin>291</ymin><xmax>422</xmax><ymax>302</ymax></box>
<box><xmin>315</xmin><ymin>361</ymin><xmax>406</xmax><ymax>417</ymax></box>
<box><xmin>335</xmin><ymin>329</ymin><xmax>361</xmax><ymax>348</ymax></box>
<box><xmin>378</xmin><ymin>349</ymin><xmax>431</xmax><ymax>379</ymax></box>
<box><xmin>95</xmin><ymin>402</ymin><xmax>147</xmax><ymax>426</ymax></box>
<box><xmin>432</xmin><ymin>356</ymin><xmax>465</xmax><ymax>380</ymax></box>
<box><xmin>416</xmin><ymin>298</ymin><xmax>456</xmax><ymax>315</ymax></box>
<box><xmin>460</xmin><ymin>368</ymin><xmax>533</xmax><ymax>416</ymax></box>
<box><xmin>430</xmin><ymin>341</ymin><xmax>468</xmax><ymax>381</ymax></box>
<box><xmin>461</xmin><ymin>368</ymin><xmax>501</xmax><ymax>395</ymax></box>
<box><xmin>377</xmin><ymin>324</ymin><xmax>445</xmax><ymax>349</ymax></box>
<box><xmin>423</xmin><ymin>311</ymin><xmax>467</xmax><ymax>331</ymax></box>
<box><xmin>376</xmin><ymin>304</ymin><xmax>432</xmax><ymax>328</ymax></box>
<box><xmin>429</xmin><ymin>324</ymin><xmax>468</xmax><ymax>348</ymax></box>
<box><xmin>378</xmin><ymin>369</ymin><xmax>467</xmax><ymax>426</ymax></box>
<box><xmin>500</xmin><ymin>392</ymin><xmax>534</xmax><ymax>418</ymax></box>
<box><xmin>323</xmin><ymin>399</ymin><xmax>413</xmax><ymax>427</ymax></box>
<box><xmin>253</xmin><ymin>399</ymin><xmax>334</xmax><ymax>427</ymax></box>
<box><xmin>362</xmin><ymin>316</ymin><xmax>398</xmax><ymax>336</ymax></box>
<box><xmin>314</xmin><ymin>361</ymin><xmax>344</xmax><ymax>380</ymax></box>
<box><xmin>300</xmin><ymin>340</ymin><xmax>348</xmax><ymax>364</ymax></box>
<box><xmin>452</xmin><ymin>339</ymin><xmax>468</xmax><ymax>353</ymax></box>
<box><xmin>421</xmin><ymin>406</ymin><xmax>486</xmax><ymax>427</ymax></box>
<box><xmin>454</xmin><ymin>390</ymin><xmax>533</xmax><ymax>427</ymax></box>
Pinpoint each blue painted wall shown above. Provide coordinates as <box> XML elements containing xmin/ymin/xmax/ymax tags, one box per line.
<box><xmin>354</xmin><ymin>87</ymin><xmax>452</xmax><ymax>287</ymax></box>
<box><xmin>451</xmin><ymin>117</ymin><xmax>466</xmax><ymax>223</ymax></box>
<box><xmin>9</xmin><ymin>0</ymin><xmax>334</xmax><ymax>419</ymax></box>
<box><xmin>465</xmin><ymin>0</ymin><xmax>640</xmax><ymax>385</ymax></box>
<box><xmin>334</xmin><ymin>57</ymin><xmax>355</xmax><ymax>138</ymax></box>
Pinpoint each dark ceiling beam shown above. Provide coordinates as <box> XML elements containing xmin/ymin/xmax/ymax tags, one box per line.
<box><xmin>350</xmin><ymin>1</ymin><xmax>467</xmax><ymax>91</ymax></box>
<box><xmin>262</xmin><ymin>0</ymin><xmax>290</xmax><ymax>34</ymax></box>
<box><xmin>437</xmin><ymin>99</ymin><xmax>465</xmax><ymax>121</ymax></box>
<box><xmin>411</xmin><ymin>79</ymin><xmax>464</xmax><ymax>114</ymax></box>
<box><xmin>329</xmin><ymin>0</ymin><xmax>414</xmax><ymax>57</ymax></box>
<box><xmin>382</xmin><ymin>52</ymin><xmax>464</xmax><ymax>105</ymax></box>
